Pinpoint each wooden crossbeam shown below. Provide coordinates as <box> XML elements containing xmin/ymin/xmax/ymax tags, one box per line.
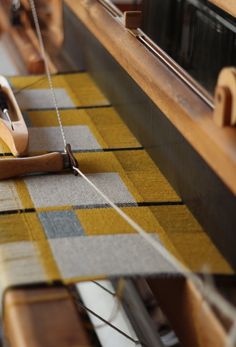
<box><xmin>148</xmin><ymin>277</ymin><xmax>231</xmax><ymax>347</ymax></box>
<box><xmin>4</xmin><ymin>286</ymin><xmax>92</xmax><ymax>347</ymax></box>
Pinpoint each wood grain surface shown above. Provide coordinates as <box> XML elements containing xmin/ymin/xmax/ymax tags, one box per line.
<box><xmin>148</xmin><ymin>277</ymin><xmax>230</xmax><ymax>347</ymax></box>
<box><xmin>0</xmin><ymin>152</ymin><xmax>65</xmax><ymax>180</ymax></box>
<box><xmin>4</xmin><ymin>286</ymin><xmax>92</xmax><ymax>347</ymax></box>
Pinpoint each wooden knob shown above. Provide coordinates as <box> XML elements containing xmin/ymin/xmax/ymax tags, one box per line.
<box><xmin>213</xmin><ymin>67</ymin><xmax>236</xmax><ymax>127</ymax></box>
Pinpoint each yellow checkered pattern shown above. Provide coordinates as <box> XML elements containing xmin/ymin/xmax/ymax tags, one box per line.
<box><xmin>0</xmin><ymin>72</ymin><xmax>232</xmax><ymax>289</ymax></box>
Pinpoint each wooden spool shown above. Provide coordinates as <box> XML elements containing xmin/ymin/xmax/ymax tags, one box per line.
<box><xmin>214</xmin><ymin>67</ymin><xmax>236</xmax><ymax>127</ymax></box>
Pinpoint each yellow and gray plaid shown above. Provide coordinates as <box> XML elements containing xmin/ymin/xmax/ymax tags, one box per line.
<box><xmin>0</xmin><ymin>72</ymin><xmax>233</xmax><ymax>290</ymax></box>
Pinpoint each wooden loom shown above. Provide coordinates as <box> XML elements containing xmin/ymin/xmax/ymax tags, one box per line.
<box><xmin>0</xmin><ymin>1</ymin><xmax>236</xmax><ymax>347</ymax></box>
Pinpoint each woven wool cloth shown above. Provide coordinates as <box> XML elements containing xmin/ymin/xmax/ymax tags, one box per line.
<box><xmin>0</xmin><ymin>72</ymin><xmax>233</xmax><ymax>291</ymax></box>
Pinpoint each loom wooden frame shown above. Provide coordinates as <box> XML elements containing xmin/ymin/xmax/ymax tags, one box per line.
<box><xmin>65</xmin><ymin>0</ymin><xmax>236</xmax><ymax>197</ymax></box>
<box><xmin>62</xmin><ymin>1</ymin><xmax>235</xmax><ymax>346</ymax></box>
<box><xmin>3</xmin><ymin>285</ymin><xmax>92</xmax><ymax>347</ymax></box>
<box><xmin>61</xmin><ymin>1</ymin><xmax>236</xmax><ymax>269</ymax></box>
<box><xmin>148</xmin><ymin>277</ymin><xmax>231</xmax><ymax>347</ymax></box>
<box><xmin>0</xmin><ymin>0</ymin><xmax>235</xmax><ymax>347</ymax></box>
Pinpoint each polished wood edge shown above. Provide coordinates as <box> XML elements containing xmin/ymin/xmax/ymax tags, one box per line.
<box><xmin>0</xmin><ymin>152</ymin><xmax>65</xmax><ymax>180</ymax></box>
<box><xmin>148</xmin><ymin>277</ymin><xmax>230</xmax><ymax>347</ymax></box>
<box><xmin>3</xmin><ymin>286</ymin><xmax>92</xmax><ymax>347</ymax></box>
<box><xmin>209</xmin><ymin>0</ymin><xmax>236</xmax><ymax>17</ymax></box>
<box><xmin>65</xmin><ymin>0</ymin><xmax>236</xmax><ymax>196</ymax></box>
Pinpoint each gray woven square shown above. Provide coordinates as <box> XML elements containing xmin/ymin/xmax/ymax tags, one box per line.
<box><xmin>28</xmin><ymin>126</ymin><xmax>101</xmax><ymax>152</ymax></box>
<box><xmin>49</xmin><ymin>234</ymin><xmax>177</xmax><ymax>278</ymax></box>
<box><xmin>24</xmin><ymin>173</ymin><xmax>135</xmax><ymax>208</ymax></box>
<box><xmin>16</xmin><ymin>88</ymin><xmax>75</xmax><ymax>109</ymax></box>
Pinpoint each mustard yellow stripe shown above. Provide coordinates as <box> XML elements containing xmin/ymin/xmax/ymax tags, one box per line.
<box><xmin>87</xmin><ymin>108</ymin><xmax>141</xmax><ymax>148</ymax></box>
<box><xmin>76</xmin><ymin>206</ymin><xmax>160</xmax><ymax>236</ymax></box>
<box><xmin>0</xmin><ymin>212</ymin><xmax>46</xmax><ymax>249</ymax></box>
<box><xmin>10</xmin><ymin>75</ymin><xmax>47</xmax><ymax>90</ymax></box>
<box><xmin>10</xmin><ymin>73</ymin><xmax>109</xmax><ymax>107</ymax></box>
<box><xmin>62</xmin><ymin>74</ymin><xmax>109</xmax><ymax>106</ymax></box>
<box><xmin>36</xmin><ymin>240</ymin><xmax>61</xmax><ymax>281</ymax></box>
<box><xmin>27</xmin><ymin>109</ymin><xmax>90</xmax><ymax>127</ymax></box>
<box><xmin>15</xmin><ymin>180</ymin><xmax>34</xmax><ymax>209</ymax></box>
<box><xmin>151</xmin><ymin>205</ymin><xmax>234</xmax><ymax>274</ymax></box>
<box><xmin>115</xmin><ymin>151</ymin><xmax>180</xmax><ymax>202</ymax></box>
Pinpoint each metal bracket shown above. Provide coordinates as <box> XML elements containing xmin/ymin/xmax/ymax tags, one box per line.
<box><xmin>65</xmin><ymin>143</ymin><xmax>79</xmax><ymax>176</ymax></box>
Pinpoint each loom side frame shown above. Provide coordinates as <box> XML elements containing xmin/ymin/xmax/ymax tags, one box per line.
<box><xmin>62</xmin><ymin>1</ymin><xmax>236</xmax><ymax>271</ymax></box>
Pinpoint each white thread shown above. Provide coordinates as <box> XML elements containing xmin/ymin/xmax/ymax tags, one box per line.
<box><xmin>228</xmin><ymin>322</ymin><xmax>236</xmax><ymax>347</ymax></box>
<box><xmin>73</xmin><ymin>166</ymin><xmax>236</xmax><ymax>344</ymax></box>
<box><xmin>73</xmin><ymin>167</ymin><xmax>189</xmax><ymax>274</ymax></box>
<box><xmin>28</xmin><ymin>0</ymin><xmax>67</xmax><ymax>149</ymax></box>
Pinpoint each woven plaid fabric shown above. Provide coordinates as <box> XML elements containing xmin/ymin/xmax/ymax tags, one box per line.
<box><xmin>0</xmin><ymin>72</ymin><xmax>233</xmax><ymax>290</ymax></box>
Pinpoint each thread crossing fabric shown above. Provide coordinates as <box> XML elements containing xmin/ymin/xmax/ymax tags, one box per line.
<box><xmin>0</xmin><ymin>72</ymin><xmax>233</xmax><ymax>291</ymax></box>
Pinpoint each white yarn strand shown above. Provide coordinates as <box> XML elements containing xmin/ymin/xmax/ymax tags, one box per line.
<box><xmin>73</xmin><ymin>166</ymin><xmax>236</xmax><ymax>345</ymax></box>
<box><xmin>228</xmin><ymin>322</ymin><xmax>236</xmax><ymax>347</ymax></box>
<box><xmin>28</xmin><ymin>0</ymin><xmax>67</xmax><ymax>149</ymax></box>
<box><xmin>73</xmin><ymin>167</ymin><xmax>189</xmax><ymax>275</ymax></box>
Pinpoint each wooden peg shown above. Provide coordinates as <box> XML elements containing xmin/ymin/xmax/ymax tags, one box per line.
<box><xmin>214</xmin><ymin>67</ymin><xmax>236</xmax><ymax>127</ymax></box>
<box><xmin>10</xmin><ymin>26</ymin><xmax>45</xmax><ymax>74</ymax></box>
<box><xmin>123</xmin><ymin>11</ymin><xmax>142</xmax><ymax>30</ymax></box>
<box><xmin>0</xmin><ymin>152</ymin><xmax>70</xmax><ymax>180</ymax></box>
<box><xmin>0</xmin><ymin>76</ymin><xmax>28</xmax><ymax>156</ymax></box>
